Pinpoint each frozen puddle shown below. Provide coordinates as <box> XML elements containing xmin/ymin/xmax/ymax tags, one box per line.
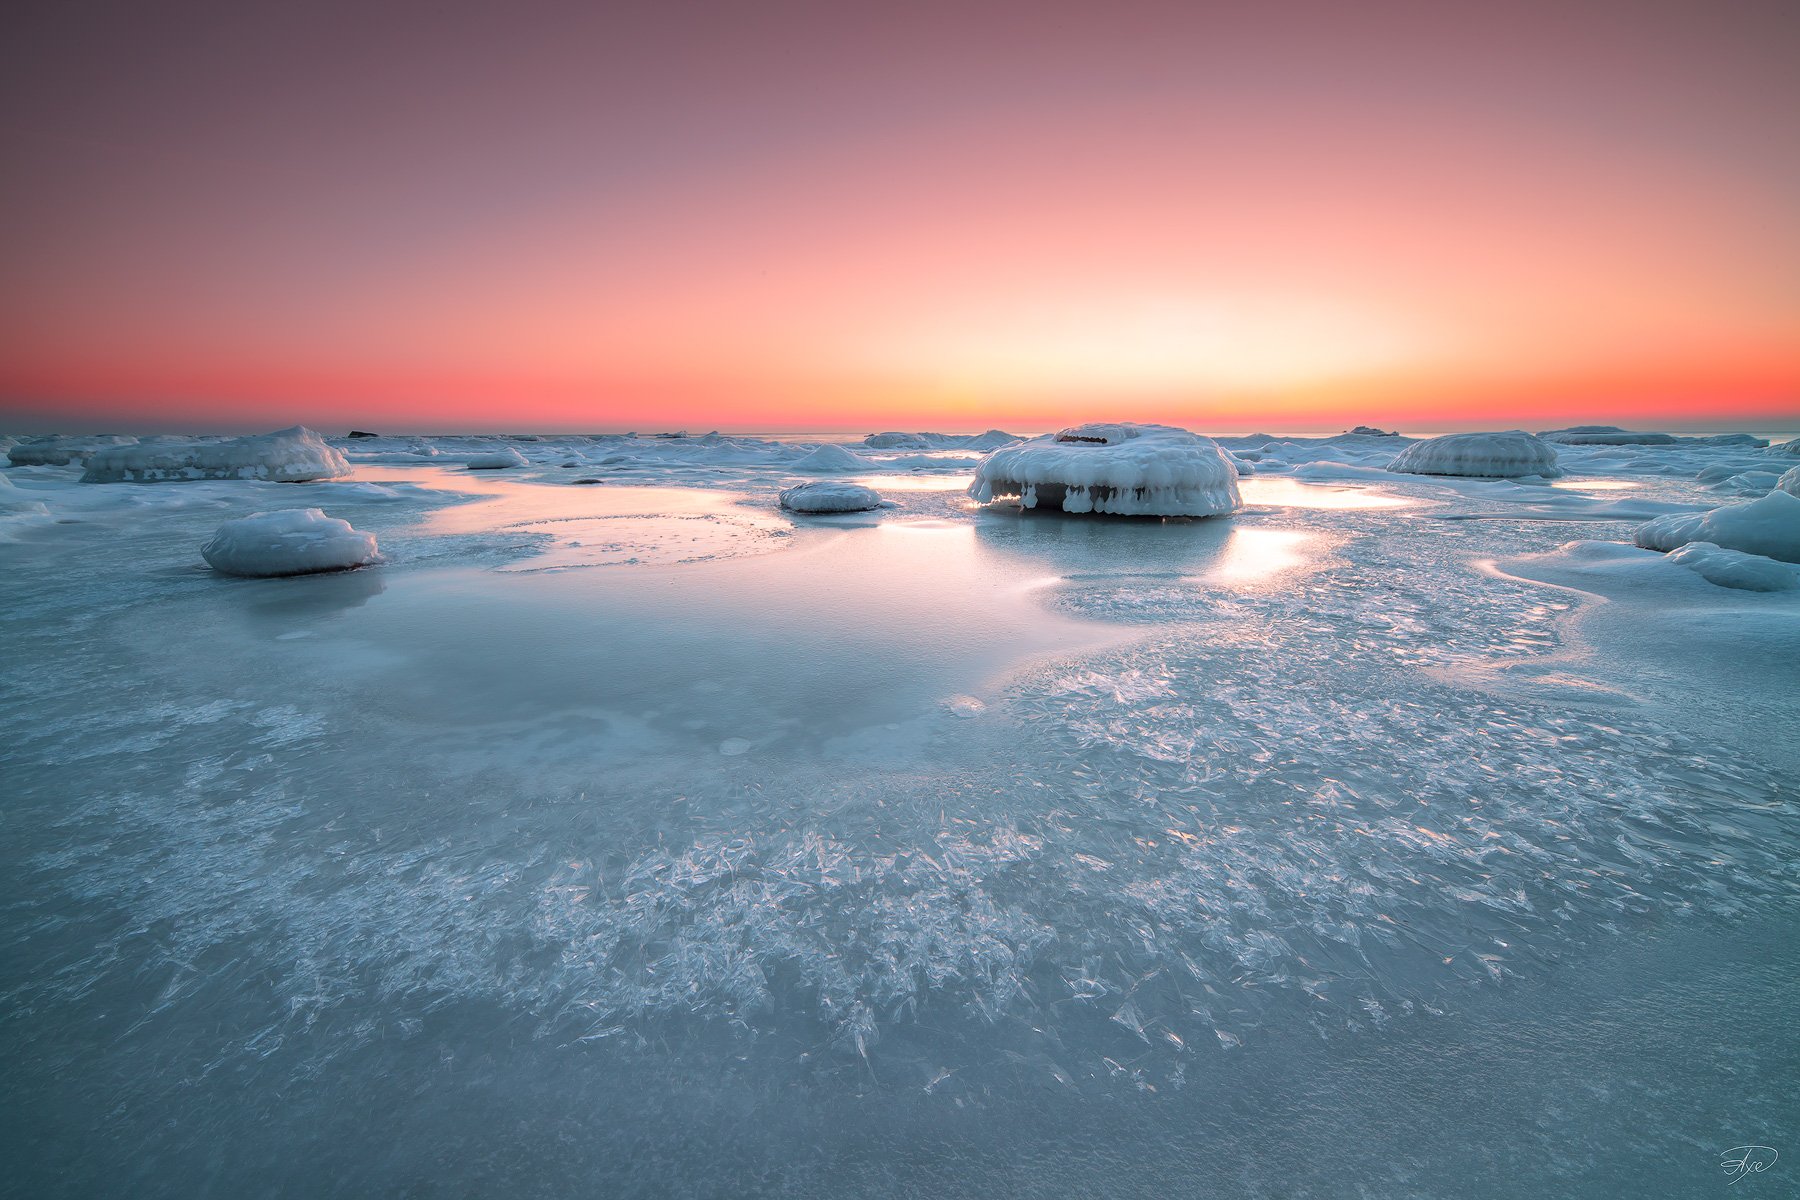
<box><xmin>419</xmin><ymin>478</ymin><xmax>792</xmax><ymax>569</ymax></box>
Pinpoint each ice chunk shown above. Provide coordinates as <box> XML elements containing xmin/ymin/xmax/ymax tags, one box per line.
<box><xmin>8</xmin><ymin>434</ymin><xmax>138</xmax><ymax>466</ymax></box>
<box><xmin>80</xmin><ymin>427</ymin><xmax>349</xmax><ymax>483</ymax></box>
<box><xmin>1663</xmin><ymin>541</ymin><xmax>1797</xmax><ymax>592</ymax></box>
<box><xmin>778</xmin><ymin>480</ymin><xmax>885</xmax><ymax>513</ymax></box>
<box><xmin>465</xmin><ymin>448</ymin><xmax>528</xmax><ymax>469</ymax></box>
<box><xmin>1778</xmin><ymin>465</ymin><xmax>1800</xmax><ymax>497</ymax></box>
<box><xmin>1387</xmin><ymin>430</ymin><xmax>1562</xmax><ymax>478</ymax></box>
<box><xmin>1768</xmin><ymin>439</ymin><xmax>1800</xmax><ymax>456</ymax></box>
<box><xmin>1538</xmin><ymin>426</ymin><xmax>1676</xmax><ymax>445</ymax></box>
<box><xmin>789</xmin><ymin>444</ymin><xmax>867</xmax><ymax>473</ymax></box>
<box><xmin>200</xmin><ymin>509</ymin><xmax>380</xmax><ymax>577</ymax></box>
<box><xmin>969</xmin><ymin>422</ymin><xmax>1242</xmax><ymax>517</ymax></box>
<box><xmin>1634</xmin><ymin>489</ymin><xmax>1800</xmax><ymax>563</ymax></box>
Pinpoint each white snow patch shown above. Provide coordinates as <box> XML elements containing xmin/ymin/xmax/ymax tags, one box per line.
<box><xmin>1664</xmin><ymin>542</ymin><xmax>1798</xmax><ymax>592</ymax></box>
<box><xmin>1634</xmin><ymin>489</ymin><xmax>1800</xmax><ymax>563</ymax></box>
<box><xmin>970</xmin><ymin>422</ymin><xmax>1242</xmax><ymax>517</ymax></box>
<box><xmin>1387</xmin><ymin>430</ymin><xmax>1562</xmax><ymax>478</ymax></box>
<box><xmin>81</xmin><ymin>427</ymin><xmax>350</xmax><ymax>483</ymax></box>
<box><xmin>200</xmin><ymin>509</ymin><xmax>380</xmax><ymax>577</ymax></box>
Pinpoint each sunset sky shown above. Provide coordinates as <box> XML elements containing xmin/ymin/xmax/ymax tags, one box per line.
<box><xmin>2</xmin><ymin>0</ymin><xmax>1797</xmax><ymax>434</ymax></box>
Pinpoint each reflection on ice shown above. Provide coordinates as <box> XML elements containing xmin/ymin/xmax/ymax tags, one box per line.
<box><xmin>1238</xmin><ymin>476</ymin><xmax>1412</xmax><ymax>509</ymax></box>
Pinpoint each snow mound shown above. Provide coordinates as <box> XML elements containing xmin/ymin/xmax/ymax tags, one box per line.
<box><xmin>465</xmin><ymin>448</ymin><xmax>528</xmax><ymax>469</ymax></box>
<box><xmin>778</xmin><ymin>480</ymin><xmax>885</xmax><ymax>513</ymax></box>
<box><xmin>970</xmin><ymin>422</ymin><xmax>1242</xmax><ymax>517</ymax></box>
<box><xmin>789</xmin><ymin>444</ymin><xmax>866</xmax><ymax>473</ymax></box>
<box><xmin>1387</xmin><ymin>430</ymin><xmax>1562</xmax><ymax>478</ymax></box>
<box><xmin>1777</xmin><ymin>465</ymin><xmax>1800</xmax><ymax>497</ymax></box>
<box><xmin>1538</xmin><ymin>426</ymin><xmax>1676</xmax><ymax>446</ymax></box>
<box><xmin>201</xmin><ymin>509</ymin><xmax>380</xmax><ymax>577</ymax></box>
<box><xmin>1664</xmin><ymin>542</ymin><xmax>1797</xmax><ymax>592</ymax></box>
<box><xmin>1634</xmin><ymin>489</ymin><xmax>1800</xmax><ymax>563</ymax></box>
<box><xmin>80</xmin><ymin>426</ymin><xmax>350</xmax><ymax>483</ymax></box>
<box><xmin>8</xmin><ymin>435</ymin><xmax>138</xmax><ymax>466</ymax></box>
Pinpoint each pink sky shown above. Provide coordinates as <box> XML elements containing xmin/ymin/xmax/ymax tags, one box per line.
<box><xmin>2</xmin><ymin>1</ymin><xmax>1796</xmax><ymax>433</ymax></box>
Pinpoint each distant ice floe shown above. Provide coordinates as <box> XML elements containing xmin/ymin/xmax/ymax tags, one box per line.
<box><xmin>465</xmin><ymin>447</ymin><xmax>528</xmax><ymax>469</ymax></box>
<box><xmin>201</xmin><ymin>509</ymin><xmax>380</xmax><ymax>577</ymax></box>
<box><xmin>778</xmin><ymin>480</ymin><xmax>885</xmax><ymax>513</ymax></box>
<box><xmin>788</xmin><ymin>444</ymin><xmax>868</xmax><ymax>473</ymax></box>
<box><xmin>79</xmin><ymin>426</ymin><xmax>351</xmax><ymax>483</ymax></box>
<box><xmin>1387</xmin><ymin>430</ymin><xmax>1562</xmax><ymax>478</ymax></box>
<box><xmin>970</xmin><ymin>422</ymin><xmax>1242</xmax><ymax>517</ymax></box>
<box><xmin>1634</xmin><ymin>489</ymin><xmax>1800</xmax><ymax>563</ymax></box>
<box><xmin>862</xmin><ymin>430</ymin><xmax>1019</xmax><ymax>452</ymax></box>
<box><xmin>8</xmin><ymin>434</ymin><xmax>139</xmax><ymax>466</ymax></box>
<box><xmin>1538</xmin><ymin>425</ymin><xmax>1677</xmax><ymax>446</ymax></box>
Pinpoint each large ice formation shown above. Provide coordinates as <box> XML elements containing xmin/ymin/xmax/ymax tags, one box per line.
<box><xmin>969</xmin><ymin>423</ymin><xmax>1242</xmax><ymax>517</ymax></box>
<box><xmin>9</xmin><ymin>435</ymin><xmax>139</xmax><ymax>466</ymax></box>
<box><xmin>1664</xmin><ymin>541</ymin><xmax>1797</xmax><ymax>592</ymax></box>
<box><xmin>1387</xmin><ymin>430</ymin><xmax>1562</xmax><ymax>478</ymax></box>
<box><xmin>1538</xmin><ymin>426</ymin><xmax>1677</xmax><ymax>446</ymax></box>
<box><xmin>465</xmin><ymin>448</ymin><xmax>528</xmax><ymax>469</ymax></box>
<box><xmin>80</xmin><ymin>427</ymin><xmax>350</xmax><ymax>483</ymax></box>
<box><xmin>1772</xmin><ymin>439</ymin><xmax>1800</xmax><ymax>457</ymax></box>
<box><xmin>789</xmin><ymin>444</ymin><xmax>866</xmax><ymax>473</ymax></box>
<box><xmin>1634</xmin><ymin>489</ymin><xmax>1800</xmax><ymax>563</ymax></box>
<box><xmin>1777</xmin><ymin>465</ymin><xmax>1800</xmax><ymax>497</ymax></box>
<box><xmin>862</xmin><ymin>430</ymin><xmax>1018</xmax><ymax>451</ymax></box>
<box><xmin>200</xmin><ymin>509</ymin><xmax>380</xmax><ymax>577</ymax></box>
<box><xmin>778</xmin><ymin>480</ymin><xmax>885</xmax><ymax>513</ymax></box>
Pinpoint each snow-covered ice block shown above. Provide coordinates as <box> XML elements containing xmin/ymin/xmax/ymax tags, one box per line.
<box><xmin>1664</xmin><ymin>541</ymin><xmax>1797</xmax><ymax>592</ymax></box>
<box><xmin>9</xmin><ymin>435</ymin><xmax>138</xmax><ymax>466</ymax></box>
<box><xmin>969</xmin><ymin>422</ymin><xmax>1242</xmax><ymax>517</ymax></box>
<box><xmin>1769</xmin><ymin>439</ymin><xmax>1800</xmax><ymax>457</ymax></box>
<box><xmin>779</xmin><ymin>480</ymin><xmax>885</xmax><ymax>513</ymax></box>
<box><xmin>1778</xmin><ymin>465</ymin><xmax>1800</xmax><ymax>497</ymax></box>
<box><xmin>1387</xmin><ymin>430</ymin><xmax>1562</xmax><ymax>478</ymax></box>
<box><xmin>201</xmin><ymin>509</ymin><xmax>380</xmax><ymax>577</ymax></box>
<box><xmin>80</xmin><ymin>427</ymin><xmax>350</xmax><ymax>483</ymax></box>
<box><xmin>1634</xmin><ymin>489</ymin><xmax>1800</xmax><ymax>563</ymax></box>
<box><xmin>1538</xmin><ymin>426</ymin><xmax>1676</xmax><ymax>445</ymax></box>
<box><xmin>789</xmin><ymin>444</ymin><xmax>867</xmax><ymax>473</ymax></box>
<box><xmin>465</xmin><ymin>448</ymin><xmax>528</xmax><ymax>469</ymax></box>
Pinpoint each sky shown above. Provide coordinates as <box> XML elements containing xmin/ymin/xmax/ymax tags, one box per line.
<box><xmin>2</xmin><ymin>0</ymin><xmax>1797</xmax><ymax>435</ymax></box>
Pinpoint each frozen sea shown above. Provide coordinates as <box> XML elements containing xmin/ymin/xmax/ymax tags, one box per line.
<box><xmin>2</xmin><ymin>428</ymin><xmax>1797</xmax><ymax>1198</ymax></box>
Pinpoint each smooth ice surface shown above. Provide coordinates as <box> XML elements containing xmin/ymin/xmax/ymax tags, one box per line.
<box><xmin>200</xmin><ymin>508</ymin><xmax>380</xmax><ymax>576</ymax></box>
<box><xmin>780</xmin><ymin>480</ymin><xmax>886</xmax><ymax>512</ymax></box>
<box><xmin>3</xmin><ymin>426</ymin><xmax>1797</xmax><ymax>1198</ymax></box>
<box><xmin>1634</xmin><ymin>488</ymin><xmax>1800</xmax><ymax>562</ymax></box>
<box><xmin>1387</xmin><ymin>429</ymin><xmax>1563</xmax><ymax>478</ymax></box>
<box><xmin>80</xmin><ymin>426</ymin><xmax>351</xmax><ymax>483</ymax></box>
<box><xmin>970</xmin><ymin>422</ymin><xmax>1242</xmax><ymax>516</ymax></box>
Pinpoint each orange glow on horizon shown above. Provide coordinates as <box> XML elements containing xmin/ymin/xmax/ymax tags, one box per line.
<box><xmin>2</xmin><ymin>2</ymin><xmax>1796</xmax><ymax>434</ymax></box>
